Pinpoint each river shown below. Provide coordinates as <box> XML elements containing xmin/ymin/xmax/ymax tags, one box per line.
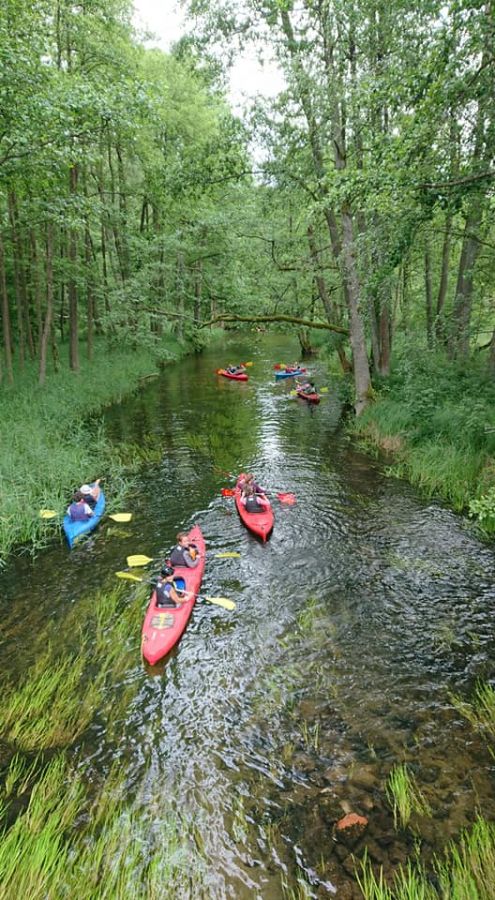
<box><xmin>1</xmin><ymin>334</ymin><xmax>495</xmax><ymax>898</ymax></box>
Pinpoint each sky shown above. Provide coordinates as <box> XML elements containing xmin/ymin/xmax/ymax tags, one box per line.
<box><xmin>132</xmin><ymin>0</ymin><xmax>285</xmax><ymax>111</ymax></box>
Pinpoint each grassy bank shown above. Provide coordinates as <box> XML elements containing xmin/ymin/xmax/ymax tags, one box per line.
<box><xmin>0</xmin><ymin>334</ymin><xmax>192</xmax><ymax>565</ymax></box>
<box><xmin>350</xmin><ymin>348</ymin><xmax>495</xmax><ymax>535</ymax></box>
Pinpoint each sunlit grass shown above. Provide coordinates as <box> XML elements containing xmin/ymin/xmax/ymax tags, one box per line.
<box><xmin>386</xmin><ymin>764</ymin><xmax>431</xmax><ymax>830</ymax></box>
<box><xmin>0</xmin><ymin>753</ymin><xmax>207</xmax><ymax>899</ymax></box>
<box><xmin>0</xmin><ymin>337</ymin><xmax>191</xmax><ymax>565</ymax></box>
<box><xmin>451</xmin><ymin>681</ymin><xmax>495</xmax><ymax>740</ymax></box>
<box><xmin>0</xmin><ymin>584</ymin><xmax>143</xmax><ymax>752</ymax></box>
<box><xmin>358</xmin><ymin>818</ymin><xmax>495</xmax><ymax>900</ymax></box>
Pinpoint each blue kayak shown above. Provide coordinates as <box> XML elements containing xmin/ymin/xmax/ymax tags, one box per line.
<box><xmin>62</xmin><ymin>490</ymin><xmax>106</xmax><ymax>549</ymax></box>
<box><xmin>275</xmin><ymin>368</ymin><xmax>306</xmax><ymax>380</ymax></box>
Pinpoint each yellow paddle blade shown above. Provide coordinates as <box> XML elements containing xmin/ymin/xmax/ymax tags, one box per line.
<box><xmin>108</xmin><ymin>513</ymin><xmax>132</xmax><ymax>523</ymax></box>
<box><xmin>289</xmin><ymin>390</ymin><xmax>297</xmax><ymax>396</ymax></box>
<box><xmin>127</xmin><ymin>554</ymin><xmax>154</xmax><ymax>567</ymax></box>
<box><xmin>244</xmin><ymin>361</ymin><xmax>254</xmax><ymax>367</ymax></box>
<box><xmin>116</xmin><ymin>571</ymin><xmax>143</xmax><ymax>582</ymax></box>
<box><xmin>203</xmin><ymin>596</ymin><xmax>236</xmax><ymax>611</ymax></box>
<box><xmin>320</xmin><ymin>387</ymin><xmax>329</xmax><ymax>393</ymax></box>
<box><xmin>40</xmin><ymin>509</ymin><xmax>58</xmax><ymax>519</ymax></box>
<box><xmin>214</xmin><ymin>552</ymin><xmax>241</xmax><ymax>558</ymax></box>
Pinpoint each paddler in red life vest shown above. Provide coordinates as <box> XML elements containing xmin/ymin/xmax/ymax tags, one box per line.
<box><xmin>67</xmin><ymin>490</ymin><xmax>94</xmax><ymax>522</ymax></box>
<box><xmin>169</xmin><ymin>532</ymin><xmax>201</xmax><ymax>568</ymax></box>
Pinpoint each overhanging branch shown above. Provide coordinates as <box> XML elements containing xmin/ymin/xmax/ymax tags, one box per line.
<box><xmin>199</xmin><ymin>313</ymin><xmax>348</xmax><ymax>335</ymax></box>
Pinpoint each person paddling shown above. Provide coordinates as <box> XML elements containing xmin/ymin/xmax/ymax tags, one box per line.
<box><xmin>169</xmin><ymin>532</ymin><xmax>201</xmax><ymax>568</ymax></box>
<box><xmin>297</xmin><ymin>379</ymin><xmax>317</xmax><ymax>395</ymax></box>
<box><xmin>154</xmin><ymin>565</ymin><xmax>192</xmax><ymax>608</ymax></box>
<box><xmin>67</xmin><ymin>490</ymin><xmax>94</xmax><ymax>522</ymax></box>
<box><xmin>79</xmin><ymin>479</ymin><xmax>101</xmax><ymax>509</ymax></box>
<box><xmin>241</xmin><ymin>484</ymin><xmax>270</xmax><ymax>514</ymax></box>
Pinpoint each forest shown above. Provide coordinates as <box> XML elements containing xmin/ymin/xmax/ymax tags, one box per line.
<box><xmin>1</xmin><ymin>0</ymin><xmax>494</xmax><ymax>546</ymax></box>
<box><xmin>1</xmin><ymin>3</ymin><xmax>495</xmax><ymax>898</ymax></box>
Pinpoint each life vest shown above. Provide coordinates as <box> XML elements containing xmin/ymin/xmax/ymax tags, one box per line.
<box><xmin>170</xmin><ymin>546</ymin><xmax>186</xmax><ymax>566</ymax></box>
<box><xmin>68</xmin><ymin>502</ymin><xmax>90</xmax><ymax>522</ymax></box>
<box><xmin>81</xmin><ymin>492</ymin><xmax>96</xmax><ymax>509</ymax></box>
<box><xmin>245</xmin><ymin>495</ymin><xmax>264</xmax><ymax>514</ymax></box>
<box><xmin>155</xmin><ymin>580</ymin><xmax>177</xmax><ymax>608</ymax></box>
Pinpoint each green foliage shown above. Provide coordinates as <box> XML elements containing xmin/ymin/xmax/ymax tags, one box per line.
<box><xmin>469</xmin><ymin>489</ymin><xmax>495</xmax><ymax>536</ymax></box>
<box><xmin>358</xmin><ymin>818</ymin><xmax>495</xmax><ymax>900</ymax></box>
<box><xmin>353</xmin><ymin>345</ymin><xmax>495</xmax><ymax>515</ymax></box>
<box><xmin>386</xmin><ymin>764</ymin><xmax>431</xmax><ymax>830</ymax></box>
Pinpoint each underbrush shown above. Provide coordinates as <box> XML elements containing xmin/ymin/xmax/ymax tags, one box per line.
<box><xmin>0</xmin><ymin>335</ymin><xmax>191</xmax><ymax>564</ymax></box>
<box><xmin>352</xmin><ymin>348</ymin><xmax>495</xmax><ymax>532</ymax></box>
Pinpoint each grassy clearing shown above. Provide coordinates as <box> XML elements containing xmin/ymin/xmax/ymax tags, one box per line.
<box><xmin>0</xmin><ymin>335</ymin><xmax>191</xmax><ymax>565</ymax></box>
<box><xmin>358</xmin><ymin>817</ymin><xmax>495</xmax><ymax>899</ymax></box>
<box><xmin>351</xmin><ymin>347</ymin><xmax>495</xmax><ymax>532</ymax></box>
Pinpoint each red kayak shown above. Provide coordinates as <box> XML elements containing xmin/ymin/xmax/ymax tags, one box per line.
<box><xmin>234</xmin><ymin>487</ymin><xmax>274</xmax><ymax>541</ymax></box>
<box><xmin>141</xmin><ymin>525</ymin><xmax>205</xmax><ymax>666</ymax></box>
<box><xmin>217</xmin><ymin>368</ymin><xmax>249</xmax><ymax>381</ymax></box>
<box><xmin>296</xmin><ymin>387</ymin><xmax>321</xmax><ymax>404</ymax></box>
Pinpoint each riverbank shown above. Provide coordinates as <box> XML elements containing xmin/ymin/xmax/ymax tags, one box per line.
<box><xmin>0</xmin><ymin>335</ymin><xmax>202</xmax><ymax>565</ymax></box>
<box><xmin>349</xmin><ymin>348</ymin><xmax>495</xmax><ymax>535</ymax></box>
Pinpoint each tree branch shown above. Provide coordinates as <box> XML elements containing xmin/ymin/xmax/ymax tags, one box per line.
<box><xmin>199</xmin><ymin>312</ymin><xmax>348</xmax><ymax>334</ymax></box>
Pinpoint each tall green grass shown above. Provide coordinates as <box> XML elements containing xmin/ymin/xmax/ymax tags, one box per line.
<box><xmin>358</xmin><ymin>818</ymin><xmax>495</xmax><ymax>899</ymax></box>
<box><xmin>386</xmin><ymin>764</ymin><xmax>431</xmax><ymax>830</ymax></box>
<box><xmin>451</xmin><ymin>681</ymin><xmax>495</xmax><ymax>740</ymax></box>
<box><xmin>352</xmin><ymin>346</ymin><xmax>495</xmax><ymax>529</ymax></box>
<box><xmin>0</xmin><ymin>752</ymin><xmax>206</xmax><ymax>898</ymax></box>
<box><xmin>0</xmin><ymin>584</ymin><xmax>143</xmax><ymax>752</ymax></box>
<box><xmin>0</xmin><ymin>336</ymin><xmax>191</xmax><ymax>565</ymax></box>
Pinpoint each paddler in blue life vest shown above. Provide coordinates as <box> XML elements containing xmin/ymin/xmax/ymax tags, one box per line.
<box><xmin>154</xmin><ymin>565</ymin><xmax>192</xmax><ymax>608</ymax></box>
<box><xmin>226</xmin><ymin>364</ymin><xmax>246</xmax><ymax>375</ymax></box>
<box><xmin>169</xmin><ymin>532</ymin><xmax>201</xmax><ymax>568</ymax></box>
<box><xmin>67</xmin><ymin>490</ymin><xmax>94</xmax><ymax>522</ymax></box>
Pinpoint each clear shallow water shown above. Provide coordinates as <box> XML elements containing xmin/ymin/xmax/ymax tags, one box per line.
<box><xmin>1</xmin><ymin>335</ymin><xmax>495</xmax><ymax>897</ymax></box>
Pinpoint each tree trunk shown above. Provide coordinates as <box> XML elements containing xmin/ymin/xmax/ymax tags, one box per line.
<box><xmin>85</xmin><ymin>225</ymin><xmax>94</xmax><ymax>361</ymax></box>
<box><xmin>489</xmin><ymin>328</ymin><xmax>495</xmax><ymax>377</ymax></box>
<box><xmin>8</xmin><ymin>192</ymin><xmax>26</xmax><ymax>368</ymax></box>
<box><xmin>193</xmin><ymin>259</ymin><xmax>202</xmax><ymax>325</ymax></box>
<box><xmin>449</xmin><ymin>205</ymin><xmax>483</xmax><ymax>359</ymax></box>
<box><xmin>424</xmin><ymin>243</ymin><xmax>434</xmax><ymax>349</ymax></box>
<box><xmin>307</xmin><ymin>224</ymin><xmax>351</xmax><ymax>373</ymax></box>
<box><xmin>435</xmin><ymin>213</ymin><xmax>452</xmax><ymax>342</ymax></box>
<box><xmin>68</xmin><ymin>164</ymin><xmax>79</xmax><ymax>371</ymax></box>
<box><xmin>39</xmin><ymin>223</ymin><xmax>54</xmax><ymax>386</ymax></box>
<box><xmin>30</xmin><ymin>228</ymin><xmax>43</xmax><ymax>345</ymax></box>
<box><xmin>341</xmin><ymin>208</ymin><xmax>371</xmax><ymax>414</ymax></box>
<box><xmin>175</xmin><ymin>252</ymin><xmax>185</xmax><ymax>338</ymax></box>
<box><xmin>0</xmin><ymin>231</ymin><xmax>14</xmax><ymax>383</ymax></box>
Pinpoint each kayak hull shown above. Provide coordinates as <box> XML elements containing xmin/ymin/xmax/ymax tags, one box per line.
<box><xmin>217</xmin><ymin>369</ymin><xmax>249</xmax><ymax>381</ymax></box>
<box><xmin>296</xmin><ymin>388</ymin><xmax>321</xmax><ymax>404</ymax></box>
<box><xmin>234</xmin><ymin>488</ymin><xmax>274</xmax><ymax>542</ymax></box>
<box><xmin>62</xmin><ymin>489</ymin><xmax>106</xmax><ymax>549</ymax></box>
<box><xmin>275</xmin><ymin>368</ymin><xmax>306</xmax><ymax>380</ymax></box>
<box><xmin>141</xmin><ymin>525</ymin><xmax>205</xmax><ymax>666</ymax></box>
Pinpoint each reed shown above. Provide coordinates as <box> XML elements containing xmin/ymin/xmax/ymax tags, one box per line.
<box><xmin>351</xmin><ymin>345</ymin><xmax>495</xmax><ymax>527</ymax></box>
<box><xmin>0</xmin><ymin>336</ymin><xmax>192</xmax><ymax>565</ymax></box>
<box><xmin>0</xmin><ymin>753</ymin><xmax>207</xmax><ymax>898</ymax></box>
<box><xmin>451</xmin><ymin>681</ymin><xmax>495</xmax><ymax>739</ymax></box>
<box><xmin>386</xmin><ymin>764</ymin><xmax>431</xmax><ymax>830</ymax></box>
<box><xmin>358</xmin><ymin>817</ymin><xmax>495</xmax><ymax>899</ymax></box>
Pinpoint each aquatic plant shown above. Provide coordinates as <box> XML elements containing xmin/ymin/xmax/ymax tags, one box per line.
<box><xmin>385</xmin><ymin>764</ymin><xmax>431</xmax><ymax>830</ymax></box>
<box><xmin>0</xmin><ymin>753</ymin><xmax>207</xmax><ymax>899</ymax></box>
<box><xmin>451</xmin><ymin>681</ymin><xmax>495</xmax><ymax>740</ymax></box>
<box><xmin>358</xmin><ymin>817</ymin><xmax>495</xmax><ymax>899</ymax></box>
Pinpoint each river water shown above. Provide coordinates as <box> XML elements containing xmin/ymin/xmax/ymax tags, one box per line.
<box><xmin>1</xmin><ymin>335</ymin><xmax>495</xmax><ymax>897</ymax></box>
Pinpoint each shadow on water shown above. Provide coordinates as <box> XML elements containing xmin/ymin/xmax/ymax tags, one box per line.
<box><xmin>1</xmin><ymin>334</ymin><xmax>495</xmax><ymax>896</ymax></box>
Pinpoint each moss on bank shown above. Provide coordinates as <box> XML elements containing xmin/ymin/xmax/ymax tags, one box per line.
<box><xmin>0</xmin><ymin>335</ymin><xmax>193</xmax><ymax>565</ymax></box>
<box><xmin>349</xmin><ymin>349</ymin><xmax>495</xmax><ymax>535</ymax></box>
